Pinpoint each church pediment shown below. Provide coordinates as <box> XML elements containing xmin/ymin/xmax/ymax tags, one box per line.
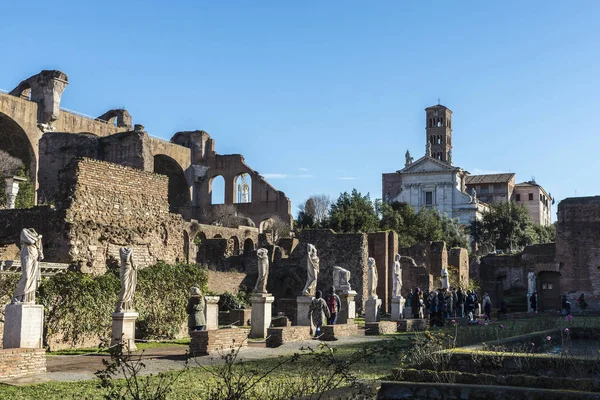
<box><xmin>399</xmin><ymin>156</ymin><xmax>459</xmax><ymax>174</ymax></box>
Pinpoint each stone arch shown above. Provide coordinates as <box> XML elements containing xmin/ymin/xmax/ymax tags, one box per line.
<box><xmin>195</xmin><ymin>232</ymin><xmax>207</xmax><ymax>263</ymax></box>
<box><xmin>234</xmin><ymin>173</ymin><xmax>252</xmax><ymax>203</ymax></box>
<box><xmin>228</xmin><ymin>236</ymin><xmax>240</xmax><ymax>256</ymax></box>
<box><xmin>244</xmin><ymin>238</ymin><xmax>255</xmax><ymax>253</ymax></box>
<box><xmin>0</xmin><ymin>112</ymin><xmax>37</xmax><ymax>199</ymax></box>
<box><xmin>259</xmin><ymin>218</ymin><xmax>274</xmax><ymax>234</ymax></box>
<box><xmin>214</xmin><ymin>234</ymin><xmax>223</xmax><ymax>239</ymax></box>
<box><xmin>210</xmin><ymin>175</ymin><xmax>225</xmax><ymax>204</ymax></box>
<box><xmin>97</xmin><ymin>109</ymin><xmax>132</xmax><ymax>129</ymax></box>
<box><xmin>154</xmin><ymin>154</ymin><xmax>190</xmax><ymax>211</ymax></box>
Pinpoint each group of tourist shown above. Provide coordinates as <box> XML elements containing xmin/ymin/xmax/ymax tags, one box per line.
<box><xmin>406</xmin><ymin>287</ymin><xmax>491</xmax><ymax>326</ymax></box>
<box><xmin>308</xmin><ymin>286</ymin><xmax>342</xmax><ymax>337</ymax></box>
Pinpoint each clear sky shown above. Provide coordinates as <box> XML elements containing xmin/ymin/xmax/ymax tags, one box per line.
<box><xmin>2</xmin><ymin>1</ymin><xmax>599</xmax><ymax>220</ymax></box>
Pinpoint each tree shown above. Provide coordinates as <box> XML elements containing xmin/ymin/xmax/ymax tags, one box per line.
<box><xmin>531</xmin><ymin>222</ymin><xmax>556</xmax><ymax>244</ymax></box>
<box><xmin>296</xmin><ymin>195</ymin><xmax>331</xmax><ymax>229</ymax></box>
<box><xmin>471</xmin><ymin>201</ymin><xmax>535</xmax><ymax>251</ymax></box>
<box><xmin>202</xmin><ymin>204</ymin><xmax>255</xmax><ymax>228</ymax></box>
<box><xmin>326</xmin><ymin>190</ymin><xmax>379</xmax><ymax>233</ymax></box>
<box><xmin>263</xmin><ymin>216</ymin><xmax>291</xmax><ymax>242</ymax></box>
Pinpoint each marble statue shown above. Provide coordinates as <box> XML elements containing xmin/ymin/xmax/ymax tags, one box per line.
<box><xmin>254</xmin><ymin>248</ymin><xmax>269</xmax><ymax>293</ymax></box>
<box><xmin>441</xmin><ymin>266</ymin><xmax>449</xmax><ymax>289</ymax></box>
<box><xmin>405</xmin><ymin>150</ymin><xmax>414</xmax><ymax>167</ymax></box>
<box><xmin>527</xmin><ymin>272</ymin><xmax>536</xmax><ymax>294</ymax></box>
<box><xmin>115</xmin><ymin>247</ymin><xmax>137</xmax><ymax>312</ymax></box>
<box><xmin>12</xmin><ymin>228</ymin><xmax>43</xmax><ymax>304</ymax></box>
<box><xmin>367</xmin><ymin>257</ymin><xmax>378</xmax><ymax>298</ymax></box>
<box><xmin>448</xmin><ymin>149</ymin><xmax>452</xmax><ymax>164</ymax></box>
<box><xmin>302</xmin><ymin>244</ymin><xmax>320</xmax><ymax>296</ymax></box>
<box><xmin>426</xmin><ymin>142</ymin><xmax>432</xmax><ymax>157</ymax></box>
<box><xmin>333</xmin><ymin>265</ymin><xmax>351</xmax><ymax>291</ymax></box>
<box><xmin>392</xmin><ymin>254</ymin><xmax>402</xmax><ymax>298</ymax></box>
<box><xmin>470</xmin><ymin>188</ymin><xmax>477</xmax><ymax>201</ymax></box>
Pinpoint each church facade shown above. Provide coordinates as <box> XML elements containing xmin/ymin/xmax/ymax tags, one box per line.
<box><xmin>382</xmin><ymin>104</ymin><xmax>488</xmax><ymax>226</ymax></box>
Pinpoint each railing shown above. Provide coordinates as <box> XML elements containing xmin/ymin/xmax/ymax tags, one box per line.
<box><xmin>0</xmin><ymin>260</ymin><xmax>70</xmax><ymax>277</ymax></box>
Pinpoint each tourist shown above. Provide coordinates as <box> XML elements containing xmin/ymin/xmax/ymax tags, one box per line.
<box><xmin>308</xmin><ymin>290</ymin><xmax>330</xmax><ymax>338</ymax></box>
<box><xmin>473</xmin><ymin>291</ymin><xmax>480</xmax><ymax>317</ymax></box>
<box><xmin>325</xmin><ymin>286</ymin><xmax>341</xmax><ymax>325</ymax></box>
<box><xmin>562</xmin><ymin>294</ymin><xmax>571</xmax><ymax>316</ymax></box>
<box><xmin>406</xmin><ymin>289</ymin><xmax>413</xmax><ymax>311</ymax></box>
<box><xmin>577</xmin><ymin>293</ymin><xmax>588</xmax><ymax>311</ymax></box>
<box><xmin>423</xmin><ymin>290</ymin><xmax>430</xmax><ymax>320</ymax></box>
<box><xmin>437</xmin><ymin>290</ymin><xmax>446</xmax><ymax>326</ymax></box>
<box><xmin>186</xmin><ymin>286</ymin><xmax>206</xmax><ymax>332</ymax></box>
<box><xmin>456</xmin><ymin>288</ymin><xmax>464</xmax><ymax>318</ymax></box>
<box><xmin>412</xmin><ymin>287</ymin><xmax>421</xmax><ymax>319</ymax></box>
<box><xmin>482</xmin><ymin>293</ymin><xmax>492</xmax><ymax>320</ymax></box>
<box><xmin>429</xmin><ymin>290</ymin><xmax>439</xmax><ymax>327</ymax></box>
<box><xmin>465</xmin><ymin>290</ymin><xmax>475</xmax><ymax>321</ymax></box>
<box><xmin>530</xmin><ymin>291</ymin><xmax>537</xmax><ymax>312</ymax></box>
<box><xmin>451</xmin><ymin>288</ymin><xmax>458</xmax><ymax>317</ymax></box>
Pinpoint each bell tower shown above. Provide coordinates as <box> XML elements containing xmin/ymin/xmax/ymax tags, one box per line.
<box><xmin>425</xmin><ymin>104</ymin><xmax>453</xmax><ymax>164</ymax></box>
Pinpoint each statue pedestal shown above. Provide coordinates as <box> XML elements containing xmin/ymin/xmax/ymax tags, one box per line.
<box><xmin>527</xmin><ymin>292</ymin><xmax>537</xmax><ymax>313</ymax></box>
<box><xmin>365</xmin><ymin>296</ymin><xmax>381</xmax><ymax>323</ymax></box>
<box><xmin>296</xmin><ymin>296</ymin><xmax>313</xmax><ymax>326</ymax></box>
<box><xmin>204</xmin><ymin>296</ymin><xmax>220</xmax><ymax>330</ymax></box>
<box><xmin>391</xmin><ymin>296</ymin><xmax>405</xmax><ymax>321</ymax></box>
<box><xmin>111</xmin><ymin>311</ymin><xmax>138</xmax><ymax>351</ymax></box>
<box><xmin>3</xmin><ymin>303</ymin><xmax>44</xmax><ymax>349</ymax></box>
<box><xmin>336</xmin><ymin>290</ymin><xmax>357</xmax><ymax>324</ymax></box>
<box><xmin>249</xmin><ymin>293</ymin><xmax>274</xmax><ymax>338</ymax></box>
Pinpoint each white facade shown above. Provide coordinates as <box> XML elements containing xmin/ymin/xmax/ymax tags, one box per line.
<box><xmin>390</xmin><ymin>156</ymin><xmax>487</xmax><ymax>225</ymax></box>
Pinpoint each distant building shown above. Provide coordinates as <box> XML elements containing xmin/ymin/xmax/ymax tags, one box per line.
<box><xmin>513</xmin><ymin>181</ymin><xmax>553</xmax><ymax>226</ymax></box>
<box><xmin>465</xmin><ymin>173</ymin><xmax>515</xmax><ymax>205</ymax></box>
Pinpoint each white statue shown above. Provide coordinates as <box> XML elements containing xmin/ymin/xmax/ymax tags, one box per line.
<box><xmin>448</xmin><ymin>149</ymin><xmax>452</xmax><ymax>164</ymax></box>
<box><xmin>470</xmin><ymin>188</ymin><xmax>477</xmax><ymax>201</ymax></box>
<box><xmin>12</xmin><ymin>228</ymin><xmax>43</xmax><ymax>304</ymax></box>
<box><xmin>405</xmin><ymin>150</ymin><xmax>414</xmax><ymax>167</ymax></box>
<box><xmin>426</xmin><ymin>142</ymin><xmax>432</xmax><ymax>157</ymax></box>
<box><xmin>115</xmin><ymin>247</ymin><xmax>137</xmax><ymax>312</ymax></box>
<box><xmin>392</xmin><ymin>254</ymin><xmax>402</xmax><ymax>298</ymax></box>
<box><xmin>302</xmin><ymin>244</ymin><xmax>319</xmax><ymax>296</ymax></box>
<box><xmin>254</xmin><ymin>248</ymin><xmax>269</xmax><ymax>293</ymax></box>
<box><xmin>367</xmin><ymin>257</ymin><xmax>378</xmax><ymax>298</ymax></box>
<box><xmin>441</xmin><ymin>266</ymin><xmax>449</xmax><ymax>289</ymax></box>
<box><xmin>527</xmin><ymin>272</ymin><xmax>536</xmax><ymax>294</ymax></box>
<box><xmin>333</xmin><ymin>265</ymin><xmax>351</xmax><ymax>291</ymax></box>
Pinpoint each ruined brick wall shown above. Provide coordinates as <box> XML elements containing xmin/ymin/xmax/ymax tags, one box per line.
<box><xmin>429</xmin><ymin>241</ymin><xmax>448</xmax><ymax>287</ymax></box>
<box><xmin>99</xmin><ymin>131</ymin><xmax>152</xmax><ymax>171</ymax></box>
<box><xmin>556</xmin><ymin>196</ymin><xmax>600</xmax><ymax>311</ymax></box>
<box><xmin>207</xmin><ymin>270</ymin><xmax>251</xmax><ymax>294</ymax></box>
<box><xmin>448</xmin><ymin>247</ymin><xmax>469</xmax><ymax>285</ymax></box>
<box><xmin>59</xmin><ymin>158</ymin><xmax>187</xmax><ymax>274</ymax></box>
<box><xmin>368</xmin><ymin>232</ymin><xmax>390</xmax><ymax>312</ymax></box>
<box><xmin>0</xmin><ymin>348</ymin><xmax>46</xmax><ymax>379</ymax></box>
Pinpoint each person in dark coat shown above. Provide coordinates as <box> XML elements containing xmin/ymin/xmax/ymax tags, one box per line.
<box><xmin>530</xmin><ymin>291</ymin><xmax>537</xmax><ymax>312</ymax></box>
<box><xmin>187</xmin><ymin>286</ymin><xmax>206</xmax><ymax>332</ymax></box>
<box><xmin>456</xmin><ymin>288</ymin><xmax>464</xmax><ymax>318</ymax></box>
<box><xmin>412</xmin><ymin>287</ymin><xmax>421</xmax><ymax>318</ymax></box>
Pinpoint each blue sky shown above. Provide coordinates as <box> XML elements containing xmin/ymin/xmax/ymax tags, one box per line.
<box><xmin>2</xmin><ymin>1</ymin><xmax>599</xmax><ymax>219</ymax></box>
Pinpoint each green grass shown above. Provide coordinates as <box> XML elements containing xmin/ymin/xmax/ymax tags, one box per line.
<box><xmin>0</xmin><ymin>340</ymin><xmax>406</xmax><ymax>400</ymax></box>
<box><xmin>47</xmin><ymin>339</ymin><xmax>190</xmax><ymax>356</ymax></box>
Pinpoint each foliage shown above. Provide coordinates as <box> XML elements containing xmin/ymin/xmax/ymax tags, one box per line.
<box><xmin>0</xmin><ymin>149</ymin><xmax>23</xmax><ymax>175</ymax></box>
<box><xmin>296</xmin><ymin>195</ymin><xmax>331</xmax><ymax>229</ymax></box>
<box><xmin>531</xmin><ymin>222</ymin><xmax>556</xmax><ymax>244</ymax></box>
<box><xmin>471</xmin><ymin>201</ymin><xmax>536</xmax><ymax>251</ymax></box>
<box><xmin>95</xmin><ymin>343</ymin><xmax>186</xmax><ymax>400</ymax></box>
<box><xmin>0</xmin><ymin>164</ymin><xmax>34</xmax><ymax>209</ymax></box>
<box><xmin>203</xmin><ymin>205</ymin><xmax>254</xmax><ymax>228</ymax></box>
<box><xmin>34</xmin><ymin>262</ymin><xmax>208</xmax><ymax>348</ymax></box>
<box><xmin>262</xmin><ymin>216</ymin><xmax>290</xmax><ymax>242</ymax></box>
<box><xmin>0</xmin><ymin>273</ymin><xmax>20</xmax><ymax>320</ymax></box>
<box><xmin>217</xmin><ymin>291</ymin><xmax>251</xmax><ymax>311</ymax></box>
<box><xmin>326</xmin><ymin>189</ymin><xmax>379</xmax><ymax>233</ymax></box>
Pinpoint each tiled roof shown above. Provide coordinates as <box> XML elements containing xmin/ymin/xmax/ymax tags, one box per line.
<box><xmin>465</xmin><ymin>173</ymin><xmax>515</xmax><ymax>185</ymax></box>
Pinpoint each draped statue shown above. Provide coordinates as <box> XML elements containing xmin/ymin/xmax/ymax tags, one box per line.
<box><xmin>254</xmin><ymin>248</ymin><xmax>269</xmax><ymax>293</ymax></box>
<box><xmin>441</xmin><ymin>266</ymin><xmax>449</xmax><ymax>289</ymax></box>
<box><xmin>115</xmin><ymin>247</ymin><xmax>137</xmax><ymax>312</ymax></box>
<box><xmin>392</xmin><ymin>254</ymin><xmax>402</xmax><ymax>298</ymax></box>
<box><xmin>302</xmin><ymin>244</ymin><xmax>319</xmax><ymax>296</ymax></box>
<box><xmin>367</xmin><ymin>257</ymin><xmax>378</xmax><ymax>298</ymax></box>
<box><xmin>12</xmin><ymin>228</ymin><xmax>43</xmax><ymax>304</ymax></box>
<box><xmin>333</xmin><ymin>265</ymin><xmax>351</xmax><ymax>291</ymax></box>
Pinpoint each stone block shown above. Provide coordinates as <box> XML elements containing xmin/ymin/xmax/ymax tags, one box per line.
<box><xmin>266</xmin><ymin>326</ymin><xmax>311</xmax><ymax>347</ymax></box>
<box><xmin>365</xmin><ymin>321</ymin><xmax>398</xmax><ymax>335</ymax></box>
<box><xmin>296</xmin><ymin>296</ymin><xmax>312</xmax><ymax>326</ymax></box>
<box><xmin>365</xmin><ymin>297</ymin><xmax>381</xmax><ymax>323</ymax></box>
<box><xmin>320</xmin><ymin>323</ymin><xmax>359</xmax><ymax>341</ymax></box>
<box><xmin>397</xmin><ymin>318</ymin><xmax>427</xmax><ymax>332</ymax></box>
<box><xmin>391</xmin><ymin>297</ymin><xmax>405</xmax><ymax>321</ymax></box>
<box><xmin>3</xmin><ymin>304</ymin><xmax>44</xmax><ymax>349</ymax></box>
<box><xmin>111</xmin><ymin>311</ymin><xmax>138</xmax><ymax>351</ymax></box>
<box><xmin>336</xmin><ymin>290</ymin><xmax>356</xmax><ymax>324</ymax></box>
<box><xmin>204</xmin><ymin>296</ymin><xmax>220</xmax><ymax>330</ymax></box>
<box><xmin>189</xmin><ymin>328</ymin><xmax>250</xmax><ymax>356</ymax></box>
<box><xmin>249</xmin><ymin>293</ymin><xmax>274</xmax><ymax>338</ymax></box>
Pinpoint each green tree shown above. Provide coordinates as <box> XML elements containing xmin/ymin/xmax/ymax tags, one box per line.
<box><xmin>326</xmin><ymin>189</ymin><xmax>379</xmax><ymax>233</ymax></box>
<box><xmin>531</xmin><ymin>222</ymin><xmax>556</xmax><ymax>244</ymax></box>
<box><xmin>471</xmin><ymin>201</ymin><xmax>535</xmax><ymax>251</ymax></box>
<box><xmin>439</xmin><ymin>212</ymin><xmax>470</xmax><ymax>249</ymax></box>
<box><xmin>14</xmin><ymin>166</ymin><xmax>35</xmax><ymax>209</ymax></box>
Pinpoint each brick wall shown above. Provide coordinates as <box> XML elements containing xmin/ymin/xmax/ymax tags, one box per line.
<box><xmin>365</xmin><ymin>321</ymin><xmax>397</xmax><ymax>335</ymax></box>
<box><xmin>320</xmin><ymin>323</ymin><xmax>359</xmax><ymax>341</ymax></box>
<box><xmin>207</xmin><ymin>270</ymin><xmax>251</xmax><ymax>294</ymax></box>
<box><xmin>368</xmin><ymin>232</ymin><xmax>390</xmax><ymax>312</ymax></box>
<box><xmin>448</xmin><ymin>247</ymin><xmax>469</xmax><ymax>286</ymax></box>
<box><xmin>0</xmin><ymin>348</ymin><xmax>46</xmax><ymax>379</ymax></box>
<box><xmin>266</xmin><ymin>326</ymin><xmax>311</xmax><ymax>347</ymax></box>
<box><xmin>189</xmin><ymin>328</ymin><xmax>250</xmax><ymax>356</ymax></box>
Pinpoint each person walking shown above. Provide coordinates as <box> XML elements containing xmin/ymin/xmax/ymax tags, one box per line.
<box><xmin>186</xmin><ymin>286</ymin><xmax>206</xmax><ymax>332</ymax></box>
<box><xmin>406</xmin><ymin>289</ymin><xmax>413</xmax><ymax>312</ymax></box>
<box><xmin>308</xmin><ymin>290</ymin><xmax>330</xmax><ymax>338</ymax></box>
<box><xmin>324</xmin><ymin>286</ymin><xmax>341</xmax><ymax>325</ymax></box>
<box><xmin>465</xmin><ymin>290</ymin><xmax>475</xmax><ymax>321</ymax></box>
<box><xmin>456</xmin><ymin>288</ymin><xmax>464</xmax><ymax>318</ymax></box>
<box><xmin>429</xmin><ymin>290</ymin><xmax>439</xmax><ymax>327</ymax></box>
<box><xmin>530</xmin><ymin>291</ymin><xmax>537</xmax><ymax>312</ymax></box>
<box><xmin>482</xmin><ymin>293</ymin><xmax>492</xmax><ymax>320</ymax></box>
<box><xmin>412</xmin><ymin>287</ymin><xmax>421</xmax><ymax>319</ymax></box>
<box><xmin>577</xmin><ymin>293</ymin><xmax>588</xmax><ymax>312</ymax></box>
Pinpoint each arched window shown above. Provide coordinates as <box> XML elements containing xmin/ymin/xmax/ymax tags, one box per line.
<box><xmin>228</xmin><ymin>236</ymin><xmax>240</xmax><ymax>256</ymax></box>
<box><xmin>234</xmin><ymin>173</ymin><xmax>252</xmax><ymax>203</ymax></box>
<box><xmin>210</xmin><ymin>175</ymin><xmax>225</xmax><ymax>204</ymax></box>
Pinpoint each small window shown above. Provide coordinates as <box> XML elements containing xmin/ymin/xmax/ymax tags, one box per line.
<box><xmin>425</xmin><ymin>191</ymin><xmax>433</xmax><ymax>205</ymax></box>
<box><xmin>529</xmin><ymin>193</ymin><xmax>534</xmax><ymax>201</ymax></box>
<box><xmin>494</xmin><ymin>183</ymin><xmax>504</xmax><ymax>193</ymax></box>
<box><xmin>480</xmin><ymin>186</ymin><xmax>489</xmax><ymax>194</ymax></box>
<box><xmin>516</xmin><ymin>194</ymin><xmax>521</xmax><ymax>201</ymax></box>
<box><xmin>542</xmin><ymin>283</ymin><xmax>553</xmax><ymax>290</ymax></box>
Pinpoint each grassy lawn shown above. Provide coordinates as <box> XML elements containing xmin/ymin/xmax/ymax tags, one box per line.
<box><xmin>47</xmin><ymin>339</ymin><xmax>191</xmax><ymax>356</ymax></box>
<box><xmin>0</xmin><ymin>339</ymin><xmax>409</xmax><ymax>400</ymax></box>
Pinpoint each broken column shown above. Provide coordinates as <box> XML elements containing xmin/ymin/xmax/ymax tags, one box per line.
<box><xmin>4</xmin><ymin>176</ymin><xmax>27</xmax><ymax>209</ymax></box>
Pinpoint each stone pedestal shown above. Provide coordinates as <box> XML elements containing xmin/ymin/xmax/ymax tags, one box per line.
<box><xmin>336</xmin><ymin>290</ymin><xmax>357</xmax><ymax>324</ymax></box>
<box><xmin>391</xmin><ymin>296</ymin><xmax>405</xmax><ymax>321</ymax></box>
<box><xmin>527</xmin><ymin>292</ymin><xmax>538</xmax><ymax>313</ymax></box>
<box><xmin>204</xmin><ymin>296</ymin><xmax>220</xmax><ymax>330</ymax></box>
<box><xmin>3</xmin><ymin>303</ymin><xmax>44</xmax><ymax>349</ymax></box>
<box><xmin>365</xmin><ymin>296</ymin><xmax>381</xmax><ymax>323</ymax></box>
<box><xmin>4</xmin><ymin>176</ymin><xmax>26</xmax><ymax>210</ymax></box>
<box><xmin>111</xmin><ymin>311</ymin><xmax>138</xmax><ymax>351</ymax></box>
<box><xmin>296</xmin><ymin>296</ymin><xmax>313</xmax><ymax>326</ymax></box>
<box><xmin>249</xmin><ymin>293</ymin><xmax>274</xmax><ymax>338</ymax></box>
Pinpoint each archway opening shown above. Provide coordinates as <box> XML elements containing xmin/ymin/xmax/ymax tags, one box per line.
<box><xmin>259</xmin><ymin>218</ymin><xmax>274</xmax><ymax>234</ymax></box>
<box><xmin>195</xmin><ymin>232</ymin><xmax>207</xmax><ymax>263</ymax></box>
<box><xmin>0</xmin><ymin>113</ymin><xmax>36</xmax><ymax>208</ymax></box>
<box><xmin>210</xmin><ymin>175</ymin><xmax>225</xmax><ymax>204</ymax></box>
<box><xmin>234</xmin><ymin>173</ymin><xmax>252</xmax><ymax>203</ymax></box>
<box><xmin>153</xmin><ymin>154</ymin><xmax>189</xmax><ymax>211</ymax></box>
<box><xmin>244</xmin><ymin>238</ymin><xmax>255</xmax><ymax>253</ymax></box>
<box><xmin>228</xmin><ymin>236</ymin><xmax>240</xmax><ymax>256</ymax></box>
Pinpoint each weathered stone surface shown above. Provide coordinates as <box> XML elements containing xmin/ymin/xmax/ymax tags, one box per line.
<box><xmin>0</xmin><ymin>348</ymin><xmax>46</xmax><ymax>379</ymax></box>
<box><xmin>320</xmin><ymin>323</ymin><xmax>359</xmax><ymax>341</ymax></box>
<box><xmin>2</xmin><ymin>304</ymin><xmax>44</xmax><ymax>349</ymax></box>
<box><xmin>397</xmin><ymin>319</ymin><xmax>427</xmax><ymax>332</ymax></box>
<box><xmin>364</xmin><ymin>321</ymin><xmax>397</xmax><ymax>335</ymax></box>
<box><xmin>189</xmin><ymin>328</ymin><xmax>250</xmax><ymax>356</ymax></box>
<box><xmin>266</xmin><ymin>326</ymin><xmax>310</xmax><ymax>347</ymax></box>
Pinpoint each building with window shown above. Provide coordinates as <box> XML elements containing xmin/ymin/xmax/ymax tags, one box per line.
<box><xmin>465</xmin><ymin>173</ymin><xmax>515</xmax><ymax>204</ymax></box>
<box><xmin>513</xmin><ymin>181</ymin><xmax>553</xmax><ymax>226</ymax></box>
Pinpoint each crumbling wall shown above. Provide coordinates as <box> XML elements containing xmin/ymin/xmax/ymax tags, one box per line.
<box><xmin>448</xmin><ymin>247</ymin><xmax>469</xmax><ymax>285</ymax></box>
<box><xmin>368</xmin><ymin>232</ymin><xmax>390</xmax><ymax>312</ymax></box>
<box><xmin>556</xmin><ymin>196</ymin><xmax>600</xmax><ymax>311</ymax></box>
<box><xmin>58</xmin><ymin>158</ymin><xmax>187</xmax><ymax>274</ymax></box>
<box><xmin>429</xmin><ymin>241</ymin><xmax>448</xmax><ymax>286</ymax></box>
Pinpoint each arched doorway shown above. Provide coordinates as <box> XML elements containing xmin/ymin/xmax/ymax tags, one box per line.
<box><xmin>153</xmin><ymin>155</ymin><xmax>189</xmax><ymax>212</ymax></box>
<box><xmin>0</xmin><ymin>113</ymin><xmax>36</xmax><ymax>207</ymax></box>
<box><xmin>234</xmin><ymin>173</ymin><xmax>252</xmax><ymax>203</ymax></box>
<box><xmin>244</xmin><ymin>238</ymin><xmax>255</xmax><ymax>253</ymax></box>
<box><xmin>228</xmin><ymin>236</ymin><xmax>240</xmax><ymax>256</ymax></box>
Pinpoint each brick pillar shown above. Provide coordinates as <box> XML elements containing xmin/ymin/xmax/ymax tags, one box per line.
<box><xmin>368</xmin><ymin>232</ymin><xmax>389</xmax><ymax>312</ymax></box>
